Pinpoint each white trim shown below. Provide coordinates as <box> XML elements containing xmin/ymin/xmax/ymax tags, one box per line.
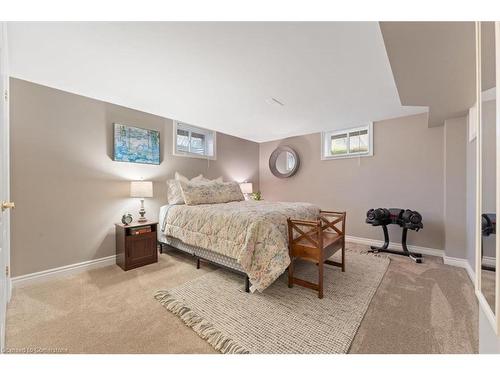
<box><xmin>495</xmin><ymin>20</ymin><xmax>500</xmax><ymax>337</ymax></box>
<box><xmin>6</xmin><ymin>277</ymin><xmax>10</xmax><ymax>302</ymax></box>
<box><xmin>0</xmin><ymin>21</ymin><xmax>10</xmax><ymax>354</ymax></box>
<box><xmin>346</xmin><ymin>235</ymin><xmax>478</xmax><ymax>286</ymax></box>
<box><xmin>474</xmin><ymin>21</ymin><xmax>500</xmax><ymax>335</ymax></box>
<box><xmin>482</xmin><ymin>256</ymin><xmax>497</xmax><ymax>268</ymax></box>
<box><xmin>345</xmin><ymin>235</ymin><xmax>444</xmax><ymax>257</ymax></box>
<box><xmin>482</xmin><ymin>87</ymin><xmax>496</xmax><ymax>102</ymax></box>
<box><xmin>475</xmin><ymin>21</ymin><xmax>483</xmax><ymax>304</ymax></box>
<box><xmin>477</xmin><ymin>288</ymin><xmax>498</xmax><ymax>332</ymax></box>
<box><xmin>468</xmin><ymin>104</ymin><xmax>477</xmax><ymax>142</ymax></box>
<box><xmin>173</xmin><ymin>120</ymin><xmax>217</xmax><ymax>160</ymax></box>
<box><xmin>345</xmin><ymin>235</ymin><xmax>482</xmax><ymax>287</ymax></box>
<box><xmin>11</xmin><ymin>255</ymin><xmax>117</xmax><ymax>288</ymax></box>
<box><xmin>443</xmin><ymin>255</ymin><xmax>476</xmax><ymax>283</ymax></box>
<box><xmin>321</xmin><ymin>122</ymin><xmax>373</xmax><ymax>160</ymax></box>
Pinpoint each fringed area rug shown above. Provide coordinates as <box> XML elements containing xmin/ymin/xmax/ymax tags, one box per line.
<box><xmin>155</xmin><ymin>248</ymin><xmax>389</xmax><ymax>354</ymax></box>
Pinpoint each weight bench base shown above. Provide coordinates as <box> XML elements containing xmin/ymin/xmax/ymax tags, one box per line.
<box><xmin>368</xmin><ymin>247</ymin><xmax>423</xmax><ymax>263</ymax></box>
<box><xmin>367</xmin><ymin>224</ymin><xmax>423</xmax><ymax>263</ymax></box>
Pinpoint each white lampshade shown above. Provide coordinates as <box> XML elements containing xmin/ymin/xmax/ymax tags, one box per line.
<box><xmin>130</xmin><ymin>181</ymin><xmax>153</xmax><ymax>198</ymax></box>
<box><xmin>239</xmin><ymin>182</ymin><xmax>253</xmax><ymax>194</ymax></box>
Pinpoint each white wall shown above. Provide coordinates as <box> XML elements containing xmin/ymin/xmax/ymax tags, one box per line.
<box><xmin>479</xmin><ymin>308</ymin><xmax>500</xmax><ymax>352</ymax></box>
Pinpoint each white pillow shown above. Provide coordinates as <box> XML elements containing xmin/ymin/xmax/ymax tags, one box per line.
<box><xmin>166</xmin><ymin>180</ymin><xmax>185</xmax><ymax>205</ymax></box>
<box><xmin>189</xmin><ymin>174</ymin><xmax>223</xmax><ymax>184</ymax></box>
<box><xmin>175</xmin><ymin>172</ymin><xmax>206</xmax><ymax>183</ymax></box>
<box><xmin>180</xmin><ymin>181</ymin><xmax>244</xmax><ymax>205</ymax></box>
<box><xmin>167</xmin><ymin>173</ymin><xmax>214</xmax><ymax>204</ymax></box>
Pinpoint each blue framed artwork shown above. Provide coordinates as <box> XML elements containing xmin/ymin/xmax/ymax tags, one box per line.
<box><xmin>113</xmin><ymin>123</ymin><xmax>160</xmax><ymax>165</ymax></box>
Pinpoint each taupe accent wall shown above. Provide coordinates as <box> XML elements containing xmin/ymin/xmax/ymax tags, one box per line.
<box><xmin>259</xmin><ymin>113</ymin><xmax>445</xmax><ymax>249</ymax></box>
<box><xmin>10</xmin><ymin>78</ymin><xmax>470</xmax><ymax>276</ymax></box>
<box><xmin>380</xmin><ymin>22</ymin><xmax>475</xmax><ymax>127</ymax></box>
<box><xmin>444</xmin><ymin>116</ymin><xmax>468</xmax><ymax>259</ymax></box>
<box><xmin>10</xmin><ymin>78</ymin><xmax>259</xmax><ymax>276</ymax></box>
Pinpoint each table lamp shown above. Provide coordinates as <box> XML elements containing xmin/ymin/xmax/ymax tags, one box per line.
<box><xmin>239</xmin><ymin>182</ymin><xmax>253</xmax><ymax>200</ymax></box>
<box><xmin>130</xmin><ymin>181</ymin><xmax>153</xmax><ymax>222</ymax></box>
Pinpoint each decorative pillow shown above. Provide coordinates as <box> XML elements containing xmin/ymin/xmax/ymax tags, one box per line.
<box><xmin>167</xmin><ymin>173</ymin><xmax>206</xmax><ymax>205</ymax></box>
<box><xmin>167</xmin><ymin>173</ymin><xmax>222</xmax><ymax>204</ymax></box>
<box><xmin>180</xmin><ymin>181</ymin><xmax>244</xmax><ymax>205</ymax></box>
<box><xmin>174</xmin><ymin>171</ymin><xmax>190</xmax><ymax>183</ymax></box>
<box><xmin>191</xmin><ymin>174</ymin><xmax>211</xmax><ymax>183</ymax></box>
<box><xmin>191</xmin><ymin>174</ymin><xmax>223</xmax><ymax>184</ymax></box>
<box><xmin>174</xmin><ymin>172</ymin><xmax>207</xmax><ymax>183</ymax></box>
<box><xmin>166</xmin><ymin>179</ymin><xmax>185</xmax><ymax>205</ymax></box>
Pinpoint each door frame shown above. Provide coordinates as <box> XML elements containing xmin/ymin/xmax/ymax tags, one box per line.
<box><xmin>0</xmin><ymin>21</ymin><xmax>11</xmax><ymax>352</ymax></box>
<box><xmin>475</xmin><ymin>21</ymin><xmax>500</xmax><ymax>336</ymax></box>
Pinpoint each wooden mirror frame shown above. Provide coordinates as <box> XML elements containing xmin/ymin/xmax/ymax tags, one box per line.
<box><xmin>269</xmin><ymin>146</ymin><xmax>300</xmax><ymax>178</ymax></box>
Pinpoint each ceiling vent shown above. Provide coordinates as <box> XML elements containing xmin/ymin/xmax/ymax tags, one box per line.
<box><xmin>266</xmin><ymin>97</ymin><xmax>285</xmax><ymax>106</ymax></box>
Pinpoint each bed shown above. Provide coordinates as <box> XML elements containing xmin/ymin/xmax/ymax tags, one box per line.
<box><xmin>157</xmin><ymin>200</ymin><xmax>319</xmax><ymax>292</ymax></box>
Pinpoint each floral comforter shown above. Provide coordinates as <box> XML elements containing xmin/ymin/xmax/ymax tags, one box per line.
<box><xmin>161</xmin><ymin>200</ymin><xmax>319</xmax><ymax>291</ymax></box>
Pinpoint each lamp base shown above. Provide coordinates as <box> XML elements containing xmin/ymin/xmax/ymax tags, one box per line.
<box><xmin>138</xmin><ymin>199</ymin><xmax>147</xmax><ymax>222</ymax></box>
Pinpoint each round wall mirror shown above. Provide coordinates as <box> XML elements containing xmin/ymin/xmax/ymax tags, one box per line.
<box><xmin>269</xmin><ymin>146</ymin><xmax>300</xmax><ymax>178</ymax></box>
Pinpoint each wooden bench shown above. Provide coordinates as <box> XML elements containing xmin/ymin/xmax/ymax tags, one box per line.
<box><xmin>287</xmin><ymin>211</ymin><xmax>346</xmax><ymax>299</ymax></box>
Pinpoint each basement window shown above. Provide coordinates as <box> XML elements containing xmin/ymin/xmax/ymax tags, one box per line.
<box><xmin>321</xmin><ymin>123</ymin><xmax>373</xmax><ymax>160</ymax></box>
<box><xmin>174</xmin><ymin>121</ymin><xmax>216</xmax><ymax>160</ymax></box>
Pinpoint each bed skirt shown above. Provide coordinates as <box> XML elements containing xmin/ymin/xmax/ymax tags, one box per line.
<box><xmin>157</xmin><ymin>234</ymin><xmax>245</xmax><ymax>273</ymax></box>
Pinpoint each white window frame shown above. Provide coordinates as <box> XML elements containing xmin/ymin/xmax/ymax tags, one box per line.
<box><xmin>321</xmin><ymin>122</ymin><xmax>373</xmax><ymax>160</ymax></box>
<box><xmin>173</xmin><ymin>121</ymin><xmax>217</xmax><ymax>160</ymax></box>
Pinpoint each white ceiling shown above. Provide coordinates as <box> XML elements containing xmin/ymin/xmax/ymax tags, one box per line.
<box><xmin>7</xmin><ymin>22</ymin><xmax>426</xmax><ymax>143</ymax></box>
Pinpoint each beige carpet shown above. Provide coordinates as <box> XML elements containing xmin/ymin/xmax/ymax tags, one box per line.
<box><xmin>155</xmin><ymin>249</ymin><xmax>389</xmax><ymax>354</ymax></box>
<box><xmin>6</xmin><ymin>251</ymin><xmax>218</xmax><ymax>354</ymax></box>
<box><xmin>349</xmin><ymin>245</ymin><xmax>478</xmax><ymax>354</ymax></box>
<box><xmin>5</xmin><ymin>243</ymin><xmax>478</xmax><ymax>354</ymax></box>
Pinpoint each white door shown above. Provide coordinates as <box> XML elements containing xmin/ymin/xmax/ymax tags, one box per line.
<box><xmin>0</xmin><ymin>22</ymin><xmax>11</xmax><ymax>353</ymax></box>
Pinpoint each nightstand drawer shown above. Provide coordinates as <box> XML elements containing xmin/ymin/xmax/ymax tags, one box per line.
<box><xmin>126</xmin><ymin>232</ymin><xmax>157</xmax><ymax>268</ymax></box>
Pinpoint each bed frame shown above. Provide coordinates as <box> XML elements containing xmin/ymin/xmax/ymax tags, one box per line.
<box><xmin>158</xmin><ymin>237</ymin><xmax>251</xmax><ymax>292</ymax></box>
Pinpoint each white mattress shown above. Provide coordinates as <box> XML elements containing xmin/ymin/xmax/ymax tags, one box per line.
<box><xmin>159</xmin><ymin>204</ymin><xmax>171</xmax><ymax>230</ymax></box>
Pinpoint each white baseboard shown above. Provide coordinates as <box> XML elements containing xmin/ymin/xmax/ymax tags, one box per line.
<box><xmin>9</xmin><ymin>237</ymin><xmax>477</xmax><ymax>288</ymax></box>
<box><xmin>11</xmin><ymin>255</ymin><xmax>117</xmax><ymax>288</ymax></box>
<box><xmin>7</xmin><ymin>276</ymin><xmax>11</xmax><ymax>302</ymax></box>
<box><xmin>476</xmin><ymin>289</ymin><xmax>497</xmax><ymax>333</ymax></box>
<box><xmin>345</xmin><ymin>235</ymin><xmax>444</xmax><ymax>257</ymax></box>
<box><xmin>346</xmin><ymin>235</ymin><xmax>477</xmax><ymax>284</ymax></box>
<box><xmin>482</xmin><ymin>256</ymin><xmax>496</xmax><ymax>268</ymax></box>
<box><xmin>443</xmin><ymin>255</ymin><xmax>475</xmax><ymax>283</ymax></box>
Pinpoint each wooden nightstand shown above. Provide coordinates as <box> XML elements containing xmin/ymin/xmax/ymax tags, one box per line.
<box><xmin>115</xmin><ymin>221</ymin><xmax>159</xmax><ymax>271</ymax></box>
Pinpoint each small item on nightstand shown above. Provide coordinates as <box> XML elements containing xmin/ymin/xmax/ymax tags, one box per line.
<box><xmin>121</xmin><ymin>213</ymin><xmax>133</xmax><ymax>225</ymax></box>
<box><xmin>130</xmin><ymin>225</ymin><xmax>152</xmax><ymax>235</ymax></box>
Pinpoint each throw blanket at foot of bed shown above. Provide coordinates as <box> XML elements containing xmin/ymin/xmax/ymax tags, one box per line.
<box><xmin>162</xmin><ymin>200</ymin><xmax>319</xmax><ymax>291</ymax></box>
